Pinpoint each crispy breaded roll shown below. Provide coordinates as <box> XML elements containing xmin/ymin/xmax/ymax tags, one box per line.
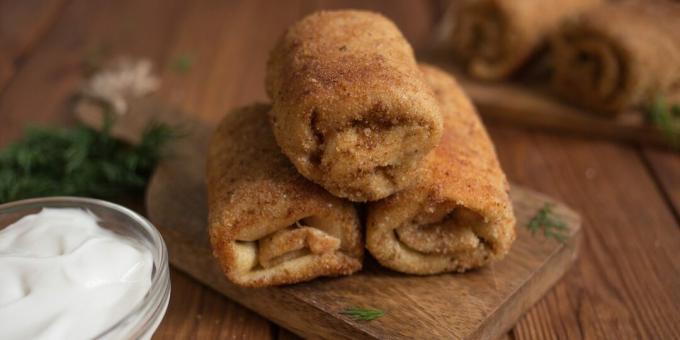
<box><xmin>207</xmin><ymin>104</ymin><xmax>362</xmax><ymax>287</ymax></box>
<box><xmin>366</xmin><ymin>65</ymin><xmax>515</xmax><ymax>274</ymax></box>
<box><xmin>450</xmin><ymin>0</ymin><xmax>601</xmax><ymax>79</ymax></box>
<box><xmin>551</xmin><ymin>1</ymin><xmax>680</xmax><ymax>114</ymax></box>
<box><xmin>266</xmin><ymin>10</ymin><xmax>443</xmax><ymax>202</ymax></box>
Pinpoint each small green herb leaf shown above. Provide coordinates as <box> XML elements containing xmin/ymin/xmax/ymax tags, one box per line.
<box><xmin>171</xmin><ymin>54</ymin><xmax>193</xmax><ymax>74</ymax></box>
<box><xmin>340</xmin><ymin>308</ymin><xmax>385</xmax><ymax>321</ymax></box>
<box><xmin>526</xmin><ymin>203</ymin><xmax>568</xmax><ymax>243</ymax></box>
<box><xmin>646</xmin><ymin>96</ymin><xmax>680</xmax><ymax>148</ymax></box>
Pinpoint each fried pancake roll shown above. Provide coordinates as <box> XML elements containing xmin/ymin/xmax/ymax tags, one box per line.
<box><xmin>450</xmin><ymin>0</ymin><xmax>601</xmax><ymax>80</ymax></box>
<box><xmin>366</xmin><ymin>65</ymin><xmax>515</xmax><ymax>274</ymax></box>
<box><xmin>266</xmin><ymin>10</ymin><xmax>443</xmax><ymax>202</ymax></box>
<box><xmin>207</xmin><ymin>104</ymin><xmax>363</xmax><ymax>287</ymax></box>
<box><xmin>551</xmin><ymin>1</ymin><xmax>680</xmax><ymax>114</ymax></box>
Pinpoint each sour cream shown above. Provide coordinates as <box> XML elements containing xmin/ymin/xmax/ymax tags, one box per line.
<box><xmin>0</xmin><ymin>208</ymin><xmax>153</xmax><ymax>340</ymax></box>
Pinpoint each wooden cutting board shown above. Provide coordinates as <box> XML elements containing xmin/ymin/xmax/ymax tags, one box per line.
<box><xmin>418</xmin><ymin>50</ymin><xmax>674</xmax><ymax>149</ymax></box>
<box><xmin>143</xmin><ymin>116</ymin><xmax>583</xmax><ymax>339</ymax></box>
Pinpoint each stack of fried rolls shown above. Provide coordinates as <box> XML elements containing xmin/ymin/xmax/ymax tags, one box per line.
<box><xmin>207</xmin><ymin>104</ymin><xmax>363</xmax><ymax>287</ymax></box>
<box><xmin>450</xmin><ymin>0</ymin><xmax>601</xmax><ymax>80</ymax></box>
<box><xmin>551</xmin><ymin>1</ymin><xmax>680</xmax><ymax>114</ymax></box>
<box><xmin>207</xmin><ymin>10</ymin><xmax>516</xmax><ymax>287</ymax></box>
<box><xmin>367</xmin><ymin>65</ymin><xmax>515</xmax><ymax>274</ymax></box>
<box><xmin>266</xmin><ymin>10</ymin><xmax>443</xmax><ymax>202</ymax></box>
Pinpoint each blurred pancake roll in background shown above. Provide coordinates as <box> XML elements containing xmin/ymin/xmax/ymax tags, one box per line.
<box><xmin>266</xmin><ymin>10</ymin><xmax>443</xmax><ymax>202</ymax></box>
<box><xmin>366</xmin><ymin>65</ymin><xmax>515</xmax><ymax>275</ymax></box>
<box><xmin>449</xmin><ymin>0</ymin><xmax>601</xmax><ymax>80</ymax></box>
<box><xmin>551</xmin><ymin>1</ymin><xmax>680</xmax><ymax>114</ymax></box>
<box><xmin>207</xmin><ymin>104</ymin><xmax>363</xmax><ymax>287</ymax></box>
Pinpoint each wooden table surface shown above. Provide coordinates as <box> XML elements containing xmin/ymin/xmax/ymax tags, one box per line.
<box><xmin>1</xmin><ymin>0</ymin><xmax>679</xmax><ymax>339</ymax></box>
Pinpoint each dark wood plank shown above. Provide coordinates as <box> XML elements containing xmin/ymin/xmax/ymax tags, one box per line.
<box><xmin>0</xmin><ymin>0</ymin><xmax>68</xmax><ymax>92</ymax></box>
<box><xmin>0</xmin><ymin>0</ymin><xmax>183</xmax><ymax>145</ymax></box>
<box><xmin>642</xmin><ymin>148</ymin><xmax>680</xmax><ymax>218</ymax></box>
<box><xmin>152</xmin><ymin>269</ymin><xmax>272</xmax><ymax>340</ymax></box>
<box><xmin>488</xmin><ymin>126</ymin><xmax>680</xmax><ymax>339</ymax></box>
<box><xmin>0</xmin><ymin>0</ymin><xmax>232</xmax><ymax>144</ymax></box>
<box><xmin>277</xmin><ymin>327</ymin><xmax>302</xmax><ymax>340</ymax></box>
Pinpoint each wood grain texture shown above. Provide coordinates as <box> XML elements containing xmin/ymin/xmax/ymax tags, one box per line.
<box><xmin>145</xmin><ymin>117</ymin><xmax>582</xmax><ymax>339</ymax></box>
<box><xmin>489</xmin><ymin>126</ymin><xmax>680</xmax><ymax>339</ymax></box>
<box><xmin>0</xmin><ymin>0</ymin><xmax>182</xmax><ymax>145</ymax></box>
<box><xmin>277</xmin><ymin>327</ymin><xmax>302</xmax><ymax>340</ymax></box>
<box><xmin>642</xmin><ymin>148</ymin><xmax>680</xmax><ymax>217</ymax></box>
<box><xmin>274</xmin><ymin>325</ymin><xmax>539</xmax><ymax>340</ymax></box>
<box><xmin>152</xmin><ymin>268</ymin><xmax>272</xmax><ymax>340</ymax></box>
<box><xmin>0</xmin><ymin>0</ymin><xmax>68</xmax><ymax>91</ymax></box>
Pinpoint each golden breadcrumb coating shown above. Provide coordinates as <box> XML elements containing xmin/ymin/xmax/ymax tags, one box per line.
<box><xmin>450</xmin><ymin>0</ymin><xmax>601</xmax><ymax>79</ymax></box>
<box><xmin>366</xmin><ymin>65</ymin><xmax>516</xmax><ymax>274</ymax></box>
<box><xmin>551</xmin><ymin>1</ymin><xmax>680</xmax><ymax>114</ymax></box>
<box><xmin>207</xmin><ymin>104</ymin><xmax>363</xmax><ymax>287</ymax></box>
<box><xmin>266</xmin><ymin>10</ymin><xmax>443</xmax><ymax>202</ymax></box>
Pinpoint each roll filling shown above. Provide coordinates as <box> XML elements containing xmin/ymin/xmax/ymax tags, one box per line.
<box><xmin>396</xmin><ymin>205</ymin><xmax>487</xmax><ymax>255</ymax></box>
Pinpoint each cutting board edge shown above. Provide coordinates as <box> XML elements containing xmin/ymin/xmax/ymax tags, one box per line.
<box><xmin>155</xmin><ymin>224</ymin><xmax>374</xmax><ymax>339</ymax></box>
<box><xmin>159</xmin><ymin>223</ymin><xmax>583</xmax><ymax>340</ymax></box>
<box><xmin>468</xmin><ymin>221</ymin><xmax>582</xmax><ymax>340</ymax></box>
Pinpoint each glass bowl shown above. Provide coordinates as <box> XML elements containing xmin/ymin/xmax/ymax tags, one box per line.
<box><xmin>0</xmin><ymin>197</ymin><xmax>171</xmax><ymax>339</ymax></box>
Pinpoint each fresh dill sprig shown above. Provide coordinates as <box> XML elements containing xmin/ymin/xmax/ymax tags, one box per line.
<box><xmin>646</xmin><ymin>96</ymin><xmax>680</xmax><ymax>148</ymax></box>
<box><xmin>0</xmin><ymin>121</ymin><xmax>175</xmax><ymax>204</ymax></box>
<box><xmin>526</xmin><ymin>203</ymin><xmax>568</xmax><ymax>243</ymax></box>
<box><xmin>340</xmin><ymin>308</ymin><xmax>385</xmax><ymax>321</ymax></box>
<box><xmin>171</xmin><ymin>54</ymin><xmax>193</xmax><ymax>74</ymax></box>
